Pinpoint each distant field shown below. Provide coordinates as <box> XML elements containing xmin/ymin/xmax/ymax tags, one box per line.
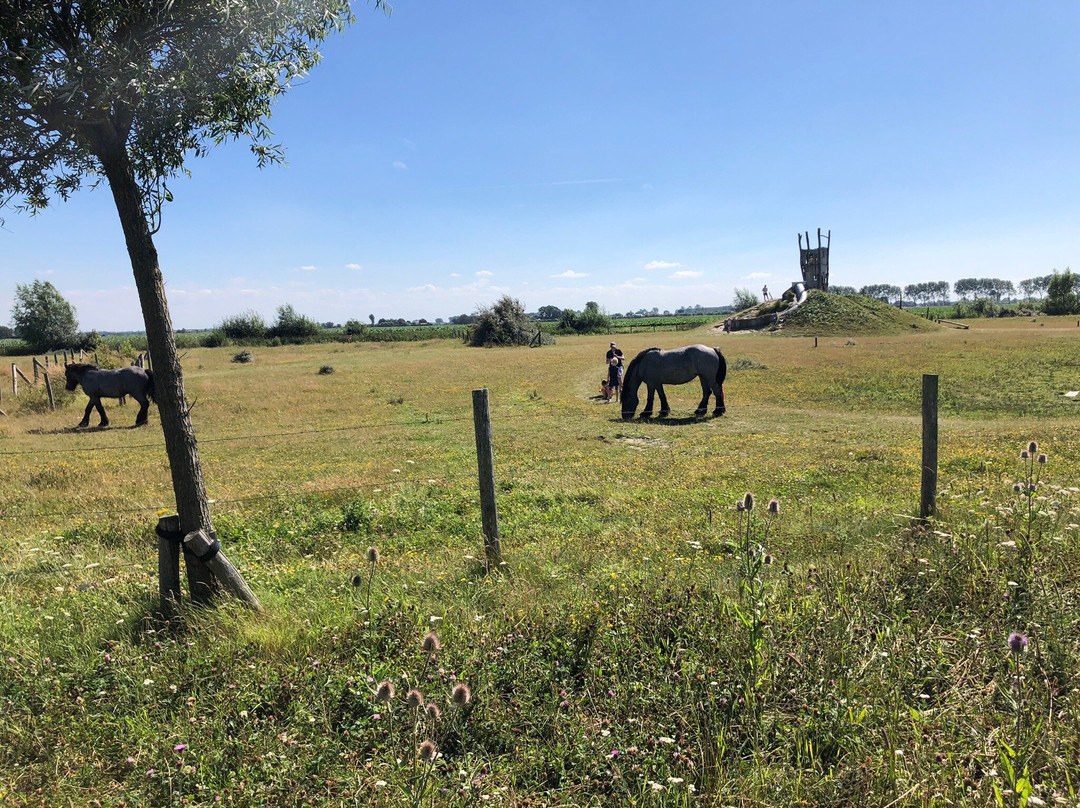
<box><xmin>3</xmin><ymin>320</ymin><xmax>1080</xmax><ymax>805</ymax></box>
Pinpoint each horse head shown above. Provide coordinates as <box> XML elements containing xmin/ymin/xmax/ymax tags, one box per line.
<box><xmin>64</xmin><ymin>363</ymin><xmax>95</xmax><ymax>392</ymax></box>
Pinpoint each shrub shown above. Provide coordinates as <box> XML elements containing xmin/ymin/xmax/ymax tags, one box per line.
<box><xmin>318</xmin><ymin>365</ymin><xmax>334</xmax><ymax>374</ymax></box>
<box><xmin>218</xmin><ymin>310</ymin><xmax>267</xmax><ymax>340</ymax></box>
<box><xmin>555</xmin><ymin>301</ymin><xmax>612</xmax><ymax>335</ymax></box>
<box><xmin>201</xmin><ymin>330</ymin><xmax>228</xmax><ymax>348</ymax></box>
<box><xmin>466</xmin><ymin>295</ymin><xmax>537</xmax><ymax>346</ymax></box>
<box><xmin>232</xmin><ymin>350</ymin><xmax>253</xmax><ymax>363</ymax></box>
<box><xmin>1042</xmin><ymin>270</ymin><xmax>1080</xmax><ymax>316</ymax></box>
<box><xmin>269</xmin><ymin>304</ymin><xmax>320</xmax><ymax>341</ymax></box>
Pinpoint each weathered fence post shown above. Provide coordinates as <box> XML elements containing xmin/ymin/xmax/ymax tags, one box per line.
<box><xmin>43</xmin><ymin>370</ymin><xmax>55</xmax><ymax>411</ymax></box>
<box><xmin>33</xmin><ymin>357</ymin><xmax>40</xmax><ymax>383</ymax></box>
<box><xmin>157</xmin><ymin>514</ymin><xmax>183</xmax><ymax>611</ymax></box>
<box><xmin>472</xmin><ymin>388</ymin><xmax>502</xmax><ymax>562</ymax></box>
<box><xmin>920</xmin><ymin>374</ymin><xmax>939</xmax><ymax>521</ymax></box>
<box><xmin>11</xmin><ymin>364</ymin><xmax>17</xmax><ymax>397</ymax></box>
<box><xmin>183</xmin><ymin>529</ymin><xmax>262</xmax><ymax>611</ymax></box>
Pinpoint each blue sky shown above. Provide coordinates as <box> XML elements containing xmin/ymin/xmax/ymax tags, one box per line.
<box><xmin>3</xmin><ymin>1</ymin><xmax>1080</xmax><ymax>331</ymax></box>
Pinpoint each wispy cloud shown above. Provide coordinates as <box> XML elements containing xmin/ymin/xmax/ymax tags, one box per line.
<box><xmin>476</xmin><ymin>270</ymin><xmax>493</xmax><ymax>277</ymax></box>
<box><xmin>551</xmin><ymin>270</ymin><xmax>587</xmax><ymax>278</ymax></box>
<box><xmin>300</xmin><ymin>265</ymin><xmax>317</xmax><ymax>272</ymax></box>
<box><xmin>345</xmin><ymin>263</ymin><xmax>363</xmax><ymax>271</ymax></box>
<box><xmin>543</xmin><ymin>178</ymin><xmax>626</xmax><ymax>186</ymax></box>
<box><xmin>645</xmin><ymin>260</ymin><xmax>681</xmax><ymax>270</ymax></box>
<box><xmin>671</xmin><ymin>270</ymin><xmax>703</xmax><ymax>279</ymax></box>
<box><xmin>392</xmin><ymin>161</ymin><xmax>408</xmax><ymax>170</ymax></box>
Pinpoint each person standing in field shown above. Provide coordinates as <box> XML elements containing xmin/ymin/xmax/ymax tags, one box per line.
<box><xmin>605</xmin><ymin>341</ymin><xmax>624</xmax><ymax>401</ymax></box>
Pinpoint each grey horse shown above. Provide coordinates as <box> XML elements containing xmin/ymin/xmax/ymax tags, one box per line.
<box><xmin>64</xmin><ymin>363</ymin><xmax>156</xmax><ymax>427</ymax></box>
<box><xmin>620</xmin><ymin>344</ymin><xmax>726</xmax><ymax>420</ymax></box>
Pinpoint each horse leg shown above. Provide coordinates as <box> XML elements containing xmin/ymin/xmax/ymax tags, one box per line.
<box><xmin>641</xmin><ymin>385</ymin><xmax>656</xmax><ymax>418</ymax></box>
<box><xmin>133</xmin><ymin>394</ymin><xmax>149</xmax><ymax>427</ymax></box>
<box><xmin>657</xmin><ymin>386</ymin><xmax>670</xmax><ymax>418</ymax></box>
<box><xmin>713</xmin><ymin>383</ymin><xmax>726</xmax><ymax>416</ymax></box>
<box><xmin>78</xmin><ymin>400</ymin><xmax>94</xmax><ymax>428</ymax></box>
<box><xmin>94</xmin><ymin>398</ymin><xmax>109</xmax><ymax>427</ymax></box>
<box><xmin>695</xmin><ymin>378</ymin><xmax>710</xmax><ymax>416</ymax></box>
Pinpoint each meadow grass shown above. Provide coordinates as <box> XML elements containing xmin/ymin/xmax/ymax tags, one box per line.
<box><xmin>2</xmin><ymin>319</ymin><xmax>1080</xmax><ymax>805</ymax></box>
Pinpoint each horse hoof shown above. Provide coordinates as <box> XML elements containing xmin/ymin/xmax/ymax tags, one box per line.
<box><xmin>714</xmin><ymin>408</ymin><xmax>726</xmax><ymax>417</ymax></box>
<box><xmin>658</xmin><ymin>411</ymin><xmax>670</xmax><ymax>418</ymax></box>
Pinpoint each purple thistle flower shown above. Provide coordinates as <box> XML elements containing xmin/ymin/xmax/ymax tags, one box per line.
<box><xmin>1008</xmin><ymin>632</ymin><xmax>1029</xmax><ymax>654</ymax></box>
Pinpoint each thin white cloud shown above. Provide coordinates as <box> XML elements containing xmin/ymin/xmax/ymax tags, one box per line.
<box><xmin>645</xmin><ymin>260</ymin><xmax>681</xmax><ymax>270</ymax></box>
<box><xmin>450</xmin><ymin>272</ymin><xmax>460</xmax><ymax>278</ymax></box>
<box><xmin>551</xmin><ymin>270</ymin><xmax>587</xmax><ymax>279</ymax></box>
<box><xmin>392</xmin><ymin>161</ymin><xmax>408</xmax><ymax>170</ymax></box>
<box><xmin>671</xmin><ymin>270</ymin><xmax>703</xmax><ymax>279</ymax></box>
<box><xmin>475</xmin><ymin>270</ymin><xmax>493</xmax><ymax>277</ymax></box>
<box><xmin>345</xmin><ymin>263</ymin><xmax>363</xmax><ymax>270</ymax></box>
<box><xmin>300</xmin><ymin>265</ymin><xmax>317</xmax><ymax>272</ymax></box>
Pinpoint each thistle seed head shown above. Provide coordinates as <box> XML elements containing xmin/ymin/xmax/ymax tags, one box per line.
<box><xmin>406</xmin><ymin>688</ymin><xmax>425</xmax><ymax>710</ymax></box>
<box><xmin>367</xmin><ymin>546</ymin><xmax>380</xmax><ymax>564</ymax></box>
<box><xmin>742</xmin><ymin>492</ymin><xmax>755</xmax><ymax>512</ymax></box>
<box><xmin>376</xmin><ymin>680</ymin><xmax>395</xmax><ymax>703</ymax></box>
<box><xmin>422</xmin><ymin>631</ymin><xmax>442</xmax><ymax>655</ymax></box>
<box><xmin>418</xmin><ymin>740</ymin><xmax>438</xmax><ymax>763</ymax></box>
<box><xmin>451</xmin><ymin>682</ymin><xmax>472</xmax><ymax>706</ymax></box>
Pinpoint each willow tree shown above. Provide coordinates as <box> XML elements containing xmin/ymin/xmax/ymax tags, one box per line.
<box><xmin>0</xmin><ymin>1</ymin><xmax>386</xmax><ymax>604</ymax></box>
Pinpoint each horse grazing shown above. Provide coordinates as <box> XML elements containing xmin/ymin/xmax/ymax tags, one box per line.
<box><xmin>621</xmin><ymin>344</ymin><xmax>726</xmax><ymax>420</ymax></box>
<box><xmin>64</xmin><ymin>363</ymin><xmax>156</xmax><ymax>428</ymax></box>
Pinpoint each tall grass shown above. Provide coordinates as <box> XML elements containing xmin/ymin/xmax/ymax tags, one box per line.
<box><xmin>3</xmin><ymin>321</ymin><xmax>1080</xmax><ymax>805</ymax></box>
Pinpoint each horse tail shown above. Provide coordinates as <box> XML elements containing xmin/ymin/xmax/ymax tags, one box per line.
<box><xmin>145</xmin><ymin>370</ymin><xmax>156</xmax><ymax>403</ymax></box>
<box><xmin>713</xmin><ymin>347</ymin><xmax>727</xmax><ymax>386</ymax></box>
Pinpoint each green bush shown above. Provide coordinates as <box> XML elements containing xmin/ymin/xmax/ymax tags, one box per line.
<box><xmin>268</xmin><ymin>304</ymin><xmax>321</xmax><ymax>341</ymax></box>
<box><xmin>201</xmin><ymin>329</ymin><xmax>228</xmax><ymax>348</ymax></box>
<box><xmin>218</xmin><ymin>310</ymin><xmax>268</xmax><ymax>341</ymax></box>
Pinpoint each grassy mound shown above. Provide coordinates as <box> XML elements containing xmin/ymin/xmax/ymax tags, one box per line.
<box><xmin>774</xmin><ymin>290</ymin><xmax>940</xmax><ymax>336</ymax></box>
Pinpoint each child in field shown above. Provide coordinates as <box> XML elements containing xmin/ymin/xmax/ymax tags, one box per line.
<box><xmin>600</xmin><ymin>378</ymin><xmax>612</xmax><ymax>401</ymax></box>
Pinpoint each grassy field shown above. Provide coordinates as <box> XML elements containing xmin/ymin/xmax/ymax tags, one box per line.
<box><xmin>3</xmin><ymin>318</ymin><xmax>1080</xmax><ymax>806</ymax></box>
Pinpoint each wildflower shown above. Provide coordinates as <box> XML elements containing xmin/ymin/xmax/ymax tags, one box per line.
<box><xmin>1021</xmin><ymin>450</ymin><xmax>1030</xmax><ymax>460</ymax></box>
<box><xmin>367</xmin><ymin>546</ymin><xmax>380</xmax><ymax>564</ymax></box>
<box><xmin>451</xmin><ymin>682</ymin><xmax>472</xmax><ymax>706</ymax></box>
<box><xmin>350</xmin><ymin>574</ymin><xmax>363</xmax><ymax>587</ymax></box>
<box><xmin>174</xmin><ymin>743</ymin><xmax>187</xmax><ymax>752</ymax></box>
<box><xmin>767</xmin><ymin>498</ymin><xmax>779</xmax><ymax>514</ymax></box>
<box><xmin>406</xmin><ymin>688</ymin><xmax>425</xmax><ymax>709</ymax></box>
<box><xmin>743</xmin><ymin>492</ymin><xmax>755</xmax><ymax>512</ymax></box>
<box><xmin>418</xmin><ymin>740</ymin><xmax>438</xmax><ymax>763</ymax></box>
<box><xmin>376</xmin><ymin>680</ymin><xmax>396</xmax><ymax>703</ymax></box>
<box><xmin>1038</xmin><ymin>453</ymin><xmax>1047</xmax><ymax>464</ymax></box>
<box><xmin>1028</xmin><ymin>441</ymin><xmax>1039</xmax><ymax>454</ymax></box>
<box><xmin>1008</xmin><ymin>632</ymin><xmax>1029</xmax><ymax>655</ymax></box>
<box><xmin>422</xmin><ymin>631</ymin><xmax>442</xmax><ymax>654</ymax></box>
<box><xmin>1013</xmin><ymin>483</ymin><xmax>1023</xmax><ymax>493</ymax></box>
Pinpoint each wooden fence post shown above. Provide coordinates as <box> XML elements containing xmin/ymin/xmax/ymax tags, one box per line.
<box><xmin>157</xmin><ymin>514</ymin><xmax>183</xmax><ymax>611</ymax></box>
<box><xmin>183</xmin><ymin>529</ymin><xmax>262</xmax><ymax>611</ymax></box>
<box><xmin>33</xmin><ymin>357</ymin><xmax>40</xmax><ymax>383</ymax></box>
<box><xmin>11</xmin><ymin>364</ymin><xmax>17</xmax><ymax>397</ymax></box>
<box><xmin>472</xmin><ymin>388</ymin><xmax>502</xmax><ymax>562</ymax></box>
<box><xmin>920</xmin><ymin>374</ymin><xmax>939</xmax><ymax>521</ymax></box>
<box><xmin>43</xmin><ymin>370</ymin><xmax>55</xmax><ymax>411</ymax></box>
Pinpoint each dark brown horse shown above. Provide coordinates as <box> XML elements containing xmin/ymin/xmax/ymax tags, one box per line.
<box><xmin>621</xmin><ymin>345</ymin><xmax>726</xmax><ymax>420</ymax></box>
<box><xmin>64</xmin><ymin>363</ymin><xmax>156</xmax><ymax>427</ymax></box>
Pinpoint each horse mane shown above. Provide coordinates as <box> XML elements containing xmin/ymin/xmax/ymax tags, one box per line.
<box><xmin>622</xmin><ymin>347</ymin><xmax>660</xmax><ymax>387</ymax></box>
<box><xmin>65</xmin><ymin>362</ymin><xmax>99</xmax><ymax>375</ymax></box>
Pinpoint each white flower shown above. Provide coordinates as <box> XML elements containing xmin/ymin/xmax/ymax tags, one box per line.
<box><xmin>667</xmin><ymin>777</ymin><xmax>684</xmax><ymax>784</ymax></box>
<box><xmin>658</xmin><ymin>736</ymin><xmax>675</xmax><ymax>744</ymax></box>
<box><xmin>648</xmin><ymin>781</ymin><xmax>664</xmax><ymax>791</ymax></box>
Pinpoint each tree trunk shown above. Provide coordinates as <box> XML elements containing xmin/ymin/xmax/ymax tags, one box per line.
<box><xmin>95</xmin><ymin>140</ymin><xmax>221</xmax><ymax>604</ymax></box>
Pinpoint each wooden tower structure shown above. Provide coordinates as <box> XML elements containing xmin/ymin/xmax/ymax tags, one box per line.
<box><xmin>798</xmin><ymin>228</ymin><xmax>831</xmax><ymax>291</ymax></box>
